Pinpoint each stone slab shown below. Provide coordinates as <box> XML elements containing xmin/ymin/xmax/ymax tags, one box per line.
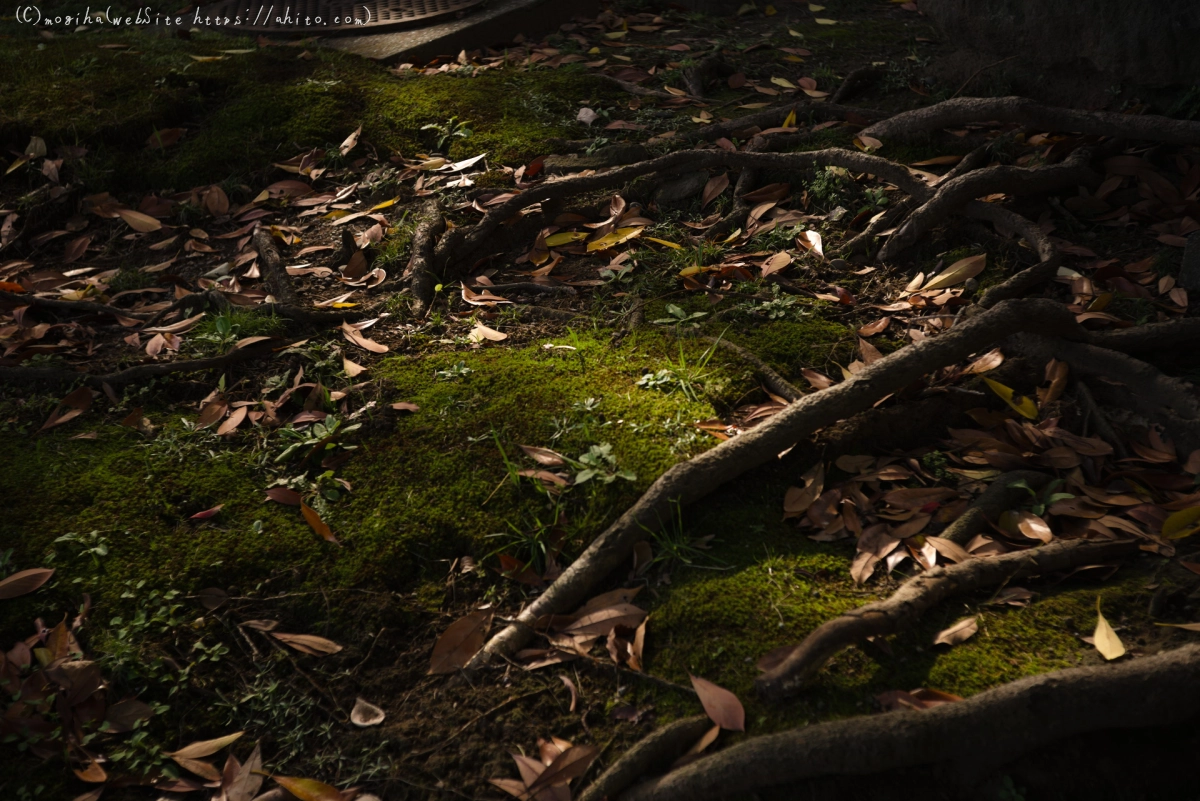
<box><xmin>323</xmin><ymin>0</ymin><xmax>598</xmax><ymax>62</ymax></box>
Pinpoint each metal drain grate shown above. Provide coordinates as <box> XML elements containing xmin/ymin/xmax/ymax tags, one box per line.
<box><xmin>195</xmin><ymin>0</ymin><xmax>486</xmax><ymax>33</ymax></box>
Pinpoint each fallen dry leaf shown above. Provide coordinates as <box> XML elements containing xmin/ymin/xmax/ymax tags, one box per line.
<box><xmin>301</xmin><ymin>501</ymin><xmax>340</xmax><ymax>545</ymax></box>
<box><xmin>690</xmin><ymin>675</ymin><xmax>745</xmax><ymax>731</ymax></box>
<box><xmin>0</xmin><ymin>568</ymin><xmax>55</xmax><ymax>600</ymax></box>
<box><xmin>271</xmin><ymin>632</ymin><xmax>343</xmax><ymax>656</ymax></box>
<box><xmin>168</xmin><ymin>731</ymin><xmax>244</xmax><ymax>760</ymax></box>
<box><xmin>39</xmin><ymin>386</ymin><xmax>92</xmax><ymax>432</ymax></box>
<box><xmin>429</xmin><ymin>610</ymin><xmax>491</xmax><ymax>674</ymax></box>
<box><xmin>1093</xmin><ymin>597</ymin><xmax>1126</xmax><ymax>660</ymax></box>
<box><xmin>933</xmin><ymin>616</ymin><xmax>979</xmax><ymax>646</ymax></box>
<box><xmin>350</xmin><ymin>697</ymin><xmax>386</xmax><ymax>727</ymax></box>
<box><xmin>271</xmin><ymin>776</ymin><xmax>341</xmax><ymax>801</ymax></box>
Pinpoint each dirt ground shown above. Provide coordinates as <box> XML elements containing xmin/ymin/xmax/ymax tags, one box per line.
<box><xmin>4</xmin><ymin>0</ymin><xmax>1200</xmax><ymax>799</ymax></box>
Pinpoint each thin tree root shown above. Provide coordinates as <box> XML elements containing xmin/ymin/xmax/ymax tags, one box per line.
<box><xmin>0</xmin><ymin>340</ymin><xmax>276</xmax><ymax>387</ymax></box>
<box><xmin>577</xmin><ymin>716</ymin><xmax>712</xmax><ymax>801</ymax></box>
<box><xmin>1011</xmin><ymin>334</ymin><xmax>1200</xmax><ymax>454</ymax></box>
<box><xmin>704</xmin><ymin>336</ymin><xmax>803</xmax><ymax>402</ymax></box>
<box><xmin>861</xmin><ymin>95</ymin><xmax>1200</xmax><ymax>146</ymax></box>
<box><xmin>0</xmin><ymin>290</ymin><xmax>155</xmax><ymax>321</ymax></box>
<box><xmin>939</xmin><ymin>470</ymin><xmax>1051</xmax><ymax>545</ymax></box>
<box><xmin>756</xmin><ymin>537</ymin><xmax>1138</xmax><ymax>701</ymax></box>
<box><xmin>622</xmin><ymin>642</ymin><xmax>1200</xmax><ymax>801</ymax></box>
<box><xmin>466</xmin><ymin>298</ymin><xmax>1087</xmax><ymax>671</ymax></box>
<box><xmin>1076</xmin><ymin>380</ymin><xmax>1130</xmax><ymax>460</ymax></box>
<box><xmin>877</xmin><ymin>147</ymin><xmax>1097</xmax><ymax>260</ymax></box>
<box><xmin>252</xmin><ymin>227</ymin><xmax>300</xmax><ymax>307</ymax></box>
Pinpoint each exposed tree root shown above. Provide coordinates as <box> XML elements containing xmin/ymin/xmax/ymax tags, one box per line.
<box><xmin>252</xmin><ymin>227</ymin><xmax>300</xmax><ymax>307</ymax></box>
<box><xmin>682</xmin><ymin>55</ymin><xmax>734</xmax><ymax>99</ymax></box>
<box><xmin>577</xmin><ymin>716</ymin><xmax>712</xmax><ymax>801</ymax></box>
<box><xmin>621</xmin><ymin>642</ymin><xmax>1200</xmax><ymax>801</ymax></box>
<box><xmin>939</xmin><ymin>470</ymin><xmax>1050</xmax><ymax>545</ymax></box>
<box><xmin>0</xmin><ymin>290</ymin><xmax>155</xmax><ymax>321</ymax></box>
<box><xmin>1010</xmin><ymin>334</ymin><xmax>1200</xmax><ymax>454</ymax></box>
<box><xmin>1076</xmin><ymin>380</ymin><xmax>1130</xmax><ymax>461</ymax></box>
<box><xmin>861</xmin><ymin>95</ymin><xmax>1200</xmax><ymax>146</ymax></box>
<box><xmin>685</xmin><ymin>100</ymin><xmax>888</xmax><ymax>143</ymax></box>
<box><xmin>704</xmin><ymin>336</ymin><xmax>803</xmax><ymax>402</ymax></box>
<box><xmin>402</xmin><ymin>200</ymin><xmax>445</xmax><ymax>318</ymax></box>
<box><xmin>830</xmin><ymin>67</ymin><xmax>880</xmax><ymax>106</ymax></box>
<box><xmin>967</xmin><ymin>202</ymin><xmax>1060</xmax><ymax>309</ymax></box>
<box><xmin>0</xmin><ymin>340</ymin><xmax>276</xmax><ymax>388</ymax></box>
<box><xmin>756</xmin><ymin>537</ymin><xmax>1137</xmax><ymax>700</ymax></box>
<box><xmin>436</xmin><ymin>148</ymin><xmax>927</xmax><ymax>272</ymax></box>
<box><xmin>466</xmin><ymin>298</ymin><xmax>1086</xmax><ymax>670</ymax></box>
<box><xmin>1088</xmin><ymin>317</ymin><xmax>1200</xmax><ymax>354</ymax></box>
<box><xmin>877</xmin><ymin>147</ymin><xmax>1097</xmax><ymax>260</ymax></box>
<box><xmin>599</xmin><ymin>74</ymin><xmax>679</xmax><ymax>100</ymax></box>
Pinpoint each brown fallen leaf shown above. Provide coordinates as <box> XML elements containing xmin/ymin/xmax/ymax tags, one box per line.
<box><xmin>223</xmin><ymin>742</ymin><xmax>263</xmax><ymax>801</ymax></box>
<box><xmin>271</xmin><ymin>776</ymin><xmax>341</xmax><ymax>801</ymax></box>
<box><xmin>933</xmin><ymin>616</ymin><xmax>979</xmax><ymax>646</ymax></box>
<box><xmin>196</xmin><ymin>399</ymin><xmax>228</xmax><ymax>429</ymax></box>
<box><xmin>429</xmin><ymin>610</ymin><xmax>492</xmax><ymax>674</ymax></box>
<box><xmin>301</xmin><ymin>501</ymin><xmax>340</xmax><ymax>545</ymax></box>
<box><xmin>0</xmin><ymin>567</ymin><xmax>55</xmax><ymax>600</ymax></box>
<box><xmin>40</xmin><ymin>386</ymin><xmax>92</xmax><ymax>432</ymax></box>
<box><xmin>690</xmin><ymin>674</ymin><xmax>745</xmax><ymax>731</ymax></box>
<box><xmin>342</xmin><ymin>321</ymin><xmax>388</xmax><ymax>353</ymax></box>
<box><xmin>701</xmin><ymin>172</ymin><xmax>730</xmax><ymax>208</ymax></box>
<box><xmin>783</xmin><ymin>462</ymin><xmax>825</xmax><ymax>520</ymax></box>
<box><xmin>350</xmin><ymin>697</ymin><xmax>386</xmax><ymax>727</ymax></box>
<box><xmin>564</xmin><ymin>604</ymin><xmax>647</xmax><ymax>637</ymax></box>
<box><xmin>271</xmin><ymin>632</ymin><xmax>343</xmax><ymax>656</ymax></box>
<box><xmin>801</xmin><ymin>368</ymin><xmax>834</xmax><ymax>390</ymax></box>
<box><xmin>526</xmin><ymin>744</ymin><xmax>600</xmax><ymax>795</ymax></box>
<box><xmin>265</xmin><ymin>487</ymin><xmax>303</xmax><ymax>506</ymax></box>
<box><xmin>672</xmin><ymin>723</ymin><xmax>720</xmax><ymax>769</ymax></box>
<box><xmin>174</xmin><ymin>757</ymin><xmax>222</xmax><ymax>781</ymax></box>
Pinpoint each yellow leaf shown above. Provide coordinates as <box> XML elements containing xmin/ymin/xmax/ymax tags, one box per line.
<box><xmin>189</xmin><ymin>55</ymin><xmax>226</xmax><ymax>62</ymax></box>
<box><xmin>923</xmin><ymin>254</ymin><xmax>986</xmax><ymax>291</ymax></box>
<box><xmin>604</xmin><ymin>30</ymin><xmax>627</xmax><ymax>39</ymax></box>
<box><xmin>983</xmin><ymin>378</ymin><xmax>1038</xmax><ymax>420</ymax></box>
<box><xmin>544</xmin><ymin>231</ymin><xmax>589</xmax><ymax>247</ymax></box>
<box><xmin>645</xmin><ymin>237</ymin><xmax>683</xmax><ymax>249</ymax></box>
<box><xmin>764</xmin><ymin>4</ymin><xmax>777</xmax><ymax>14</ymax></box>
<box><xmin>679</xmin><ymin>265</ymin><xmax>702</xmax><ymax>277</ymax></box>
<box><xmin>586</xmin><ymin>227</ymin><xmax>643</xmax><ymax>252</ymax></box>
<box><xmin>271</xmin><ymin>776</ymin><xmax>341</xmax><ymax>801</ymax></box>
<box><xmin>808</xmin><ymin>2</ymin><xmax>825</xmax><ymax>9</ymax></box>
<box><xmin>168</xmin><ymin>731</ymin><xmax>244</xmax><ymax>760</ymax></box>
<box><xmin>782</xmin><ymin>55</ymin><xmax>806</xmax><ymax>63</ymax></box>
<box><xmin>1093</xmin><ymin>597</ymin><xmax>1126</xmax><ymax>661</ymax></box>
<box><xmin>771</xmin><ymin>76</ymin><xmax>797</xmax><ymax>89</ymax></box>
<box><xmin>5</xmin><ymin>157</ymin><xmax>28</xmax><ymax>175</ymax></box>
<box><xmin>815</xmin><ymin>18</ymin><xmax>837</xmax><ymax>24</ymax></box>
<box><xmin>369</xmin><ymin>197</ymin><xmax>399</xmax><ymax>212</ymax></box>
<box><xmin>331</xmin><ymin>302</ymin><xmax>358</xmax><ymax>309</ymax></box>
<box><xmin>1163</xmin><ymin>506</ymin><xmax>1200</xmax><ymax>539</ymax></box>
<box><xmin>788</xmin><ymin>27</ymin><xmax>803</xmax><ymax>37</ymax></box>
<box><xmin>782</xmin><ymin>109</ymin><xmax>797</xmax><ymax>128</ymax></box>
<box><xmin>721</xmin><ymin>228</ymin><xmax>742</xmax><ymax>245</ymax></box>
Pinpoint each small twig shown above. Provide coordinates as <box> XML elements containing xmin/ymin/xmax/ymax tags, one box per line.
<box><xmin>951</xmin><ymin>55</ymin><xmax>1019</xmax><ymax>99</ymax></box>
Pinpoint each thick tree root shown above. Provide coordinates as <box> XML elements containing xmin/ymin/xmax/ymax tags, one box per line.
<box><xmin>939</xmin><ymin>470</ymin><xmax>1050</xmax><ymax>545</ymax></box>
<box><xmin>436</xmin><ymin>148</ymin><xmax>928</xmax><ymax>272</ymax></box>
<box><xmin>877</xmin><ymin>147</ymin><xmax>1097</xmax><ymax>260</ymax></box>
<box><xmin>252</xmin><ymin>227</ymin><xmax>300</xmax><ymax>307</ymax></box>
<box><xmin>0</xmin><ymin>340</ymin><xmax>275</xmax><ymax>387</ymax></box>
<box><xmin>861</xmin><ymin>95</ymin><xmax>1200</xmax><ymax>146</ymax></box>
<box><xmin>577</xmin><ymin>716</ymin><xmax>712</xmax><ymax>801</ymax></box>
<box><xmin>830</xmin><ymin>67</ymin><xmax>880</xmax><ymax>106</ymax></box>
<box><xmin>681</xmin><ymin>55</ymin><xmax>734</xmax><ymax>99</ymax></box>
<box><xmin>622</xmin><ymin>642</ymin><xmax>1200</xmax><ymax>801</ymax></box>
<box><xmin>1010</xmin><ymin>334</ymin><xmax>1200</xmax><ymax>454</ymax></box>
<box><xmin>0</xmin><ymin>290</ymin><xmax>155</xmax><ymax>321</ymax></box>
<box><xmin>466</xmin><ymin>298</ymin><xmax>1086</xmax><ymax>670</ymax></box>
<box><xmin>704</xmin><ymin>336</ymin><xmax>803</xmax><ymax>402</ymax></box>
<box><xmin>755</xmin><ymin>537</ymin><xmax>1137</xmax><ymax>700</ymax></box>
<box><xmin>1088</xmin><ymin>317</ymin><xmax>1200</xmax><ymax>354</ymax></box>
<box><xmin>685</xmin><ymin>100</ymin><xmax>888</xmax><ymax>143</ymax></box>
<box><xmin>403</xmin><ymin>200</ymin><xmax>445</xmax><ymax>318</ymax></box>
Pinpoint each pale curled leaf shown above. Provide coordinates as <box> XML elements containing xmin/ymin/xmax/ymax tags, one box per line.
<box><xmin>0</xmin><ymin>568</ymin><xmax>55</xmax><ymax>600</ymax></box>
<box><xmin>1093</xmin><ymin>598</ymin><xmax>1126</xmax><ymax>660</ymax></box>
<box><xmin>690</xmin><ymin>675</ymin><xmax>745</xmax><ymax>731</ymax></box>
<box><xmin>271</xmin><ymin>632</ymin><xmax>343</xmax><ymax>656</ymax></box>
<box><xmin>350</xmin><ymin>697</ymin><xmax>386</xmax><ymax>727</ymax></box>
<box><xmin>933</xmin><ymin>617</ymin><xmax>978</xmax><ymax>646</ymax></box>
<box><xmin>168</xmin><ymin>730</ymin><xmax>244</xmax><ymax>760</ymax></box>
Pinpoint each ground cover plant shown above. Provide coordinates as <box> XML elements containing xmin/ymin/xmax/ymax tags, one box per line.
<box><xmin>5</xmin><ymin>1</ymin><xmax>1200</xmax><ymax>799</ymax></box>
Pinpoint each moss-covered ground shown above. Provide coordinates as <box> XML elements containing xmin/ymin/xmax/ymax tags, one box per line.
<box><xmin>3</xmin><ymin>2</ymin><xmax>1199</xmax><ymax>799</ymax></box>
